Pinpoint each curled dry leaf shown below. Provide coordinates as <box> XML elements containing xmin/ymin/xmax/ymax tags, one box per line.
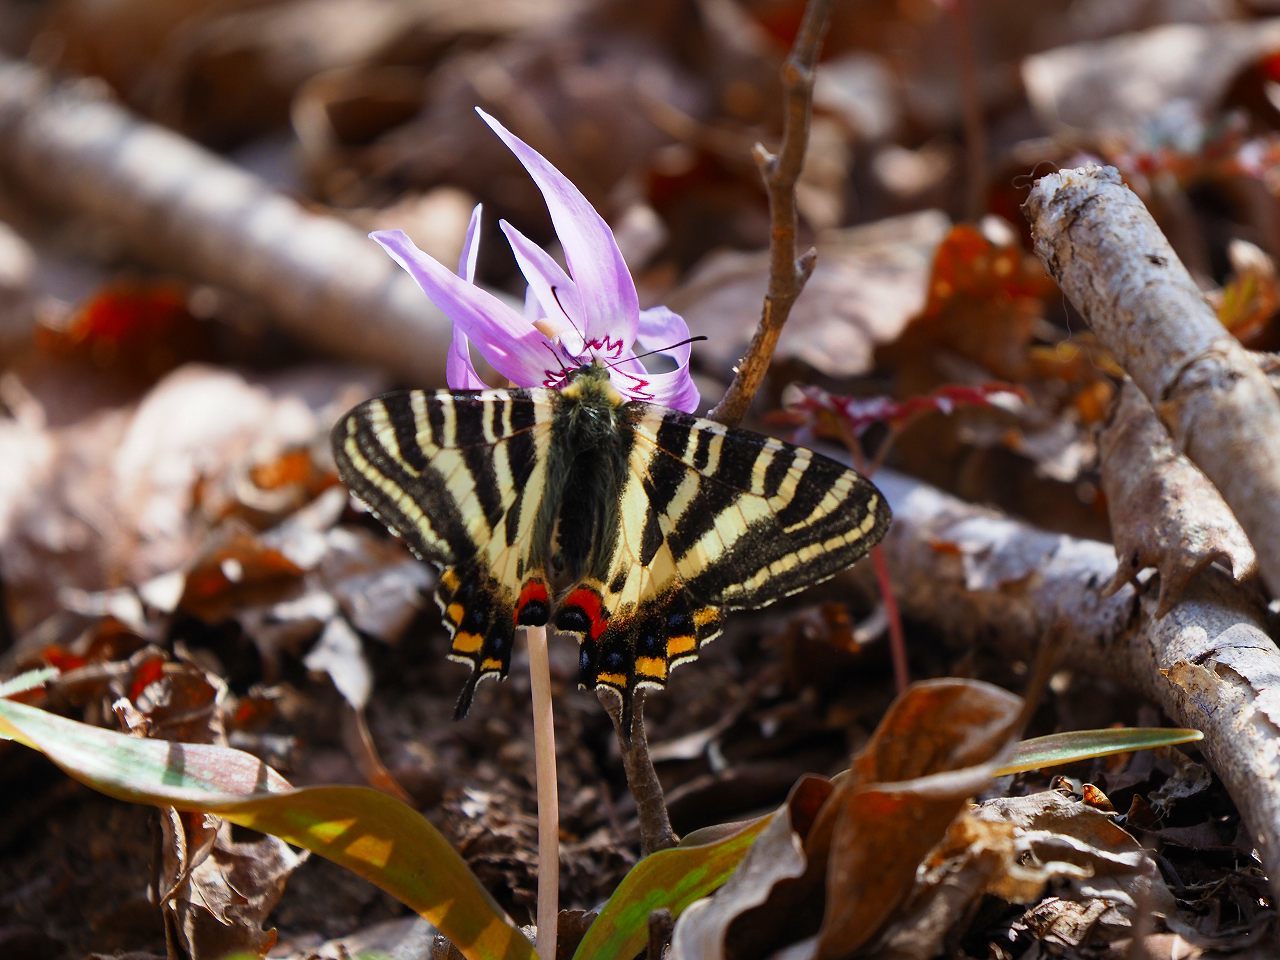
<box><xmin>1099</xmin><ymin>379</ymin><xmax>1257</xmax><ymax>616</ymax></box>
<box><xmin>670</xmin><ymin>680</ymin><xmax>1024</xmax><ymax>960</ymax></box>
<box><xmin>878</xmin><ymin>791</ymin><xmax>1174</xmax><ymax>958</ymax></box>
<box><xmin>809</xmin><ymin>679</ymin><xmax>1024</xmax><ymax>960</ymax></box>
<box><xmin>101</xmin><ymin>640</ymin><xmax>308</xmax><ymax>960</ymax></box>
<box><xmin>670</xmin><ymin>775</ymin><xmax>832</xmax><ymax>959</ymax></box>
<box><xmin>161</xmin><ymin>817</ymin><xmax>304</xmax><ymax>960</ymax></box>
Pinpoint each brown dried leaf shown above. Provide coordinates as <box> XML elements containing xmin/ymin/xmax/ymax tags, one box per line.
<box><xmin>1022</xmin><ymin>19</ymin><xmax>1280</xmax><ymax>137</ymax></box>
<box><xmin>178</xmin><ymin>522</ymin><xmax>307</xmax><ymax>623</ymax></box>
<box><xmin>125</xmin><ymin>653</ymin><xmax>226</xmax><ymax>745</ymax></box>
<box><xmin>162</xmin><ymin>818</ymin><xmax>303</xmax><ymax>960</ymax></box>
<box><xmin>876</xmin><ymin>791</ymin><xmax>1174</xmax><ymax>959</ymax></box>
<box><xmin>809</xmin><ymin>679</ymin><xmax>1024</xmax><ymax>960</ymax></box>
<box><xmin>317</xmin><ymin>523</ymin><xmax>432</xmax><ymax>642</ymax></box>
<box><xmin>670</xmin><ymin>776</ymin><xmax>832</xmax><ymax>959</ymax></box>
<box><xmin>1099</xmin><ymin>379</ymin><xmax>1257</xmax><ymax>615</ymax></box>
<box><xmin>667</xmin><ymin>212</ymin><xmax>948</xmax><ymax>381</ymax></box>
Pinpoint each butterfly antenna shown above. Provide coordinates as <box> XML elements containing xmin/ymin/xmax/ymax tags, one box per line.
<box><xmin>549</xmin><ymin>285</ymin><xmax>588</xmax><ymax>362</ymax></box>
<box><xmin>541</xmin><ymin>340</ymin><xmax>573</xmax><ymax>380</ymax></box>
<box><xmin>604</xmin><ymin>335</ymin><xmax>707</xmax><ymax>370</ymax></box>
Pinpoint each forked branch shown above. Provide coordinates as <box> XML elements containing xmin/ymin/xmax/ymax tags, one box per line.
<box><xmin>708</xmin><ymin>0</ymin><xmax>833</xmax><ymax>426</ymax></box>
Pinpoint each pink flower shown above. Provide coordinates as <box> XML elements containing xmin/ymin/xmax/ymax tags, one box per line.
<box><xmin>371</xmin><ymin>109</ymin><xmax>700</xmax><ymax>411</ymax></box>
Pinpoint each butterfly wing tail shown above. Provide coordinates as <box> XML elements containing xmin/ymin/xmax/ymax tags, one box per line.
<box><xmin>435</xmin><ymin>565</ymin><xmax>518</xmax><ymax>719</ymax></box>
<box><xmin>559</xmin><ymin>587</ymin><xmax>724</xmax><ymax>743</ymax></box>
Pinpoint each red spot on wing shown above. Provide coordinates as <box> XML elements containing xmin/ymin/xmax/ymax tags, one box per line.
<box><xmin>564</xmin><ymin>587</ymin><xmax>608</xmax><ymax>641</ymax></box>
<box><xmin>514</xmin><ymin>579</ymin><xmax>550</xmax><ymax>624</ymax></box>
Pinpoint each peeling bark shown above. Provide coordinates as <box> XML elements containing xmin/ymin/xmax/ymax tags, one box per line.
<box><xmin>864</xmin><ymin>468</ymin><xmax>1280</xmax><ymax>904</ymax></box>
<box><xmin>1023</xmin><ymin>165</ymin><xmax>1280</xmax><ymax>598</ymax></box>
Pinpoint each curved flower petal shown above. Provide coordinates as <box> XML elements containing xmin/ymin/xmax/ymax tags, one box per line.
<box><xmin>605</xmin><ymin>356</ymin><xmax>700</xmax><ymax>412</ymax></box>
<box><xmin>372</xmin><ymin>229</ymin><xmax>548</xmax><ymax>387</ymax></box>
<box><xmin>645</xmin><ymin>366</ymin><xmax>702</xmax><ymax>412</ymax></box>
<box><xmin>499</xmin><ymin>220</ymin><xmax>587</xmax><ymax>358</ymax></box>
<box><xmin>446</xmin><ymin>330</ymin><xmax>487</xmax><ymax>390</ymax></box>
<box><xmin>445</xmin><ymin>207</ymin><xmax>489</xmax><ymax>389</ymax></box>
<box><xmin>458</xmin><ymin>204</ymin><xmax>483</xmax><ymax>282</ymax></box>
<box><xmin>607</xmin><ymin>309</ymin><xmax>700</xmax><ymax>412</ymax></box>
<box><xmin>628</xmin><ymin>305</ymin><xmax>701</xmax><ymax>410</ymax></box>
<box><xmin>635</xmin><ymin>305</ymin><xmax>693</xmax><ymax>353</ymax></box>
<box><xmin>477</xmin><ymin>109</ymin><xmax>639</xmax><ymax>347</ymax></box>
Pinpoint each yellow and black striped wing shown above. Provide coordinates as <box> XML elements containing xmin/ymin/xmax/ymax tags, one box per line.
<box><xmin>557</xmin><ymin>404</ymin><xmax>890</xmax><ymax>703</ymax></box>
<box><xmin>637</xmin><ymin>409</ymin><xmax>890</xmax><ymax>607</ymax></box>
<box><xmin>331</xmin><ymin>388</ymin><xmax>556</xmax><ymax>713</ymax></box>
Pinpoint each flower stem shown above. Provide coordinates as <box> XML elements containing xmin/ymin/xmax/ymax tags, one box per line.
<box><xmin>523</xmin><ymin>624</ymin><xmax>558</xmax><ymax>960</ymax></box>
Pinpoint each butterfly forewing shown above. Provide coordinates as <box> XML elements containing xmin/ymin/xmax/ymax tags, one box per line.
<box><xmin>332</xmin><ymin>388</ymin><xmax>556</xmax><ymax>712</ymax></box>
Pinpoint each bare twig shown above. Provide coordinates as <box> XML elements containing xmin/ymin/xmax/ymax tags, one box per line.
<box><xmin>524</xmin><ymin>625</ymin><xmax>559</xmax><ymax>960</ymax></box>
<box><xmin>647</xmin><ymin>908</ymin><xmax>674</xmax><ymax>960</ymax></box>
<box><xmin>598</xmin><ymin>689</ymin><xmax>678</xmax><ymax>856</ymax></box>
<box><xmin>861</xmin><ymin>467</ymin><xmax>1280</xmax><ymax>904</ymax></box>
<box><xmin>708</xmin><ymin>0</ymin><xmax>833</xmax><ymax>426</ymax></box>
<box><xmin>0</xmin><ymin>56</ymin><xmax>450</xmax><ymax>385</ymax></box>
<box><xmin>1023</xmin><ymin>165</ymin><xmax>1280</xmax><ymax>598</ymax></box>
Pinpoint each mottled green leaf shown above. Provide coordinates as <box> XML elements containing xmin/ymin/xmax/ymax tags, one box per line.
<box><xmin>0</xmin><ymin>697</ymin><xmax>534</xmax><ymax>960</ymax></box>
<box><xmin>572</xmin><ymin>816</ymin><xmax>771</xmax><ymax>960</ymax></box>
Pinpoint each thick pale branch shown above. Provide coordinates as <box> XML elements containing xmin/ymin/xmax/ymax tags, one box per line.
<box><xmin>864</xmin><ymin>468</ymin><xmax>1280</xmax><ymax>903</ymax></box>
<box><xmin>709</xmin><ymin>0</ymin><xmax>831</xmax><ymax>426</ymax></box>
<box><xmin>0</xmin><ymin>56</ymin><xmax>449</xmax><ymax>384</ymax></box>
<box><xmin>1098</xmin><ymin>380</ymin><xmax>1257</xmax><ymax>614</ymax></box>
<box><xmin>1023</xmin><ymin>165</ymin><xmax>1280</xmax><ymax>597</ymax></box>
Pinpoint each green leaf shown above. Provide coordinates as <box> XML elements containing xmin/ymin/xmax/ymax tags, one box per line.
<box><xmin>996</xmin><ymin>727</ymin><xmax>1203</xmax><ymax>776</ymax></box>
<box><xmin>572</xmin><ymin>816</ymin><xmax>772</xmax><ymax>960</ymax></box>
<box><xmin>0</xmin><ymin>667</ymin><xmax>58</xmax><ymax>700</ymax></box>
<box><xmin>0</xmin><ymin>697</ymin><xmax>535</xmax><ymax>960</ymax></box>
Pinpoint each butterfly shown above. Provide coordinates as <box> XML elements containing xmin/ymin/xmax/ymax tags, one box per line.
<box><xmin>331</xmin><ymin>360</ymin><xmax>890</xmax><ymax>724</ymax></box>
